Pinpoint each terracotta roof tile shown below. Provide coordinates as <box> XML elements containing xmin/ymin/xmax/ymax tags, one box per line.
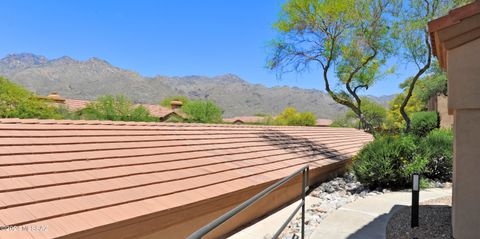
<box><xmin>223</xmin><ymin>116</ymin><xmax>266</xmax><ymax>124</ymax></box>
<box><xmin>315</xmin><ymin>118</ymin><xmax>333</xmax><ymax>126</ymax></box>
<box><xmin>0</xmin><ymin>118</ymin><xmax>372</xmax><ymax>238</ymax></box>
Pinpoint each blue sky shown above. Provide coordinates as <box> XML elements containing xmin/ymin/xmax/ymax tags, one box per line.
<box><xmin>0</xmin><ymin>0</ymin><xmax>417</xmax><ymax>96</ymax></box>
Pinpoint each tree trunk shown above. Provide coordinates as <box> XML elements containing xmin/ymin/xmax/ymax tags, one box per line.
<box><xmin>400</xmin><ymin>28</ymin><xmax>432</xmax><ymax>132</ymax></box>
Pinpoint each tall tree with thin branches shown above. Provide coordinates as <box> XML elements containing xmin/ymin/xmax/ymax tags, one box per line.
<box><xmin>268</xmin><ymin>0</ymin><xmax>396</xmax><ymax>132</ymax></box>
<box><xmin>396</xmin><ymin>0</ymin><xmax>473</xmax><ymax>132</ymax></box>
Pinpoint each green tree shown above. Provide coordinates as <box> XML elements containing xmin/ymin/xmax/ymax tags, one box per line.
<box><xmin>78</xmin><ymin>95</ymin><xmax>158</xmax><ymax>122</ymax></box>
<box><xmin>331</xmin><ymin>111</ymin><xmax>357</xmax><ymax>128</ymax></box>
<box><xmin>332</xmin><ymin>98</ymin><xmax>386</xmax><ymax>129</ymax></box>
<box><xmin>394</xmin><ymin>0</ymin><xmax>471</xmax><ymax>132</ymax></box>
<box><xmin>414</xmin><ymin>61</ymin><xmax>447</xmax><ymax>103</ymax></box>
<box><xmin>160</xmin><ymin>96</ymin><xmax>189</xmax><ymax>108</ymax></box>
<box><xmin>0</xmin><ymin>77</ymin><xmax>61</xmax><ymax>119</ymax></box>
<box><xmin>386</xmin><ymin>79</ymin><xmax>425</xmax><ymax>130</ymax></box>
<box><xmin>360</xmin><ymin>98</ymin><xmax>387</xmax><ymax>129</ymax></box>
<box><xmin>385</xmin><ymin>62</ymin><xmax>446</xmax><ymax>131</ymax></box>
<box><xmin>268</xmin><ymin>0</ymin><xmax>395</xmax><ymax>132</ymax></box>
<box><xmin>181</xmin><ymin>100</ymin><xmax>223</xmax><ymax>123</ymax></box>
<box><xmin>274</xmin><ymin>107</ymin><xmax>316</xmax><ymax>126</ymax></box>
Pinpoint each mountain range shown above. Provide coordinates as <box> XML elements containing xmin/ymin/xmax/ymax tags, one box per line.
<box><xmin>0</xmin><ymin>53</ymin><xmax>395</xmax><ymax>118</ymax></box>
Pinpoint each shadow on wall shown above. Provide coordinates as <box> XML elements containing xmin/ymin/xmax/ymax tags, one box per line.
<box><xmin>257</xmin><ymin>129</ymin><xmax>346</xmax><ymax>162</ymax></box>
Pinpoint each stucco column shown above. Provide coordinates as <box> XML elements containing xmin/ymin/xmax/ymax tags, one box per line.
<box><xmin>448</xmin><ymin>37</ymin><xmax>480</xmax><ymax>239</ymax></box>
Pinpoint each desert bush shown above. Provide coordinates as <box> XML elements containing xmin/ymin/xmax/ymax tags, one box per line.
<box><xmin>410</xmin><ymin>111</ymin><xmax>439</xmax><ymax>137</ymax></box>
<box><xmin>56</xmin><ymin>105</ymin><xmax>80</xmax><ymax>120</ymax></box>
<box><xmin>418</xmin><ymin>129</ymin><xmax>453</xmax><ymax>182</ymax></box>
<box><xmin>181</xmin><ymin>100</ymin><xmax>223</xmax><ymax>123</ymax></box>
<box><xmin>78</xmin><ymin>95</ymin><xmax>158</xmax><ymax>122</ymax></box>
<box><xmin>354</xmin><ymin>129</ymin><xmax>453</xmax><ymax>189</ymax></box>
<box><xmin>274</xmin><ymin>107</ymin><xmax>316</xmax><ymax>126</ymax></box>
<box><xmin>0</xmin><ymin>77</ymin><xmax>61</xmax><ymax>119</ymax></box>
<box><xmin>352</xmin><ymin>135</ymin><xmax>427</xmax><ymax>189</ymax></box>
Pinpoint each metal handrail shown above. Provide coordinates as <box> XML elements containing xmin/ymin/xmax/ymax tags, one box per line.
<box><xmin>187</xmin><ymin>165</ymin><xmax>310</xmax><ymax>239</ymax></box>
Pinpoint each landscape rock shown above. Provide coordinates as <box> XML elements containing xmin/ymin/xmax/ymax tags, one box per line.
<box><xmin>280</xmin><ymin>173</ymin><xmax>391</xmax><ymax>238</ymax></box>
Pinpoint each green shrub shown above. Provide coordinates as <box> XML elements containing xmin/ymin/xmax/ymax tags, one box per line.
<box><xmin>78</xmin><ymin>95</ymin><xmax>158</xmax><ymax>122</ymax></box>
<box><xmin>353</xmin><ymin>135</ymin><xmax>427</xmax><ymax>189</ymax></box>
<box><xmin>411</xmin><ymin>111</ymin><xmax>439</xmax><ymax>137</ymax></box>
<box><xmin>56</xmin><ymin>105</ymin><xmax>80</xmax><ymax>120</ymax></box>
<box><xmin>181</xmin><ymin>100</ymin><xmax>223</xmax><ymax>123</ymax></box>
<box><xmin>418</xmin><ymin>129</ymin><xmax>453</xmax><ymax>182</ymax></box>
<box><xmin>0</xmin><ymin>77</ymin><xmax>61</xmax><ymax>119</ymax></box>
<box><xmin>354</xmin><ymin>129</ymin><xmax>453</xmax><ymax>189</ymax></box>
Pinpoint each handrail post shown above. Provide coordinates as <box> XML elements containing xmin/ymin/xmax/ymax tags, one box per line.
<box><xmin>187</xmin><ymin>165</ymin><xmax>310</xmax><ymax>239</ymax></box>
<box><xmin>301</xmin><ymin>169</ymin><xmax>306</xmax><ymax>239</ymax></box>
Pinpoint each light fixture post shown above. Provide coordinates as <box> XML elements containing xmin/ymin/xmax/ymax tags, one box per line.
<box><xmin>411</xmin><ymin>173</ymin><xmax>420</xmax><ymax>228</ymax></box>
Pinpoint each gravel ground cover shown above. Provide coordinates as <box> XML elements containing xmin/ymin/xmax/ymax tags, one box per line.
<box><xmin>386</xmin><ymin>196</ymin><xmax>452</xmax><ymax>239</ymax></box>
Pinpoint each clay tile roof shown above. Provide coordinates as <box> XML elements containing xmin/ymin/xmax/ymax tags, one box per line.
<box><xmin>0</xmin><ymin>118</ymin><xmax>373</xmax><ymax>238</ymax></box>
<box><xmin>315</xmin><ymin>118</ymin><xmax>333</xmax><ymax>127</ymax></box>
<box><xmin>133</xmin><ymin>104</ymin><xmax>174</xmax><ymax>118</ymax></box>
<box><xmin>223</xmin><ymin>116</ymin><xmax>266</xmax><ymax>124</ymax></box>
<box><xmin>63</xmin><ymin>99</ymin><xmax>91</xmax><ymax>111</ymax></box>
<box><xmin>429</xmin><ymin>1</ymin><xmax>480</xmax><ymax>68</ymax></box>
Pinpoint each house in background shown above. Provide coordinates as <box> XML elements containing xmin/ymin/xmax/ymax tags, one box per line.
<box><xmin>223</xmin><ymin>116</ymin><xmax>266</xmax><ymax>124</ymax></box>
<box><xmin>315</xmin><ymin>118</ymin><xmax>333</xmax><ymax>127</ymax></box>
<box><xmin>224</xmin><ymin>116</ymin><xmax>333</xmax><ymax>127</ymax></box>
<box><xmin>38</xmin><ymin>92</ymin><xmax>186</xmax><ymax>122</ymax></box>
<box><xmin>426</xmin><ymin>94</ymin><xmax>453</xmax><ymax>128</ymax></box>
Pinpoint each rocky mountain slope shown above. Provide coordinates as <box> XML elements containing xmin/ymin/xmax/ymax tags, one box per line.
<box><xmin>0</xmin><ymin>53</ymin><xmax>394</xmax><ymax>118</ymax></box>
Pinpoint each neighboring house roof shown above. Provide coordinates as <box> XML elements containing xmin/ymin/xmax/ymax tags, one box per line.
<box><xmin>315</xmin><ymin>119</ymin><xmax>333</xmax><ymax>127</ymax></box>
<box><xmin>0</xmin><ymin>118</ymin><xmax>372</xmax><ymax>239</ymax></box>
<box><xmin>428</xmin><ymin>1</ymin><xmax>480</xmax><ymax>68</ymax></box>
<box><xmin>63</xmin><ymin>99</ymin><xmax>90</xmax><ymax>111</ymax></box>
<box><xmin>133</xmin><ymin>103</ymin><xmax>177</xmax><ymax>119</ymax></box>
<box><xmin>223</xmin><ymin>116</ymin><xmax>266</xmax><ymax>124</ymax></box>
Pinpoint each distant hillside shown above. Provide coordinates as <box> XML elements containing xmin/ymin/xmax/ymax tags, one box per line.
<box><xmin>0</xmin><ymin>53</ymin><xmax>394</xmax><ymax>118</ymax></box>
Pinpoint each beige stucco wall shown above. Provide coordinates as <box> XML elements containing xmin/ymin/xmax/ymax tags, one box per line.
<box><xmin>447</xmin><ymin>37</ymin><xmax>480</xmax><ymax>239</ymax></box>
<box><xmin>448</xmin><ymin>38</ymin><xmax>480</xmax><ymax>111</ymax></box>
<box><xmin>437</xmin><ymin>95</ymin><xmax>453</xmax><ymax>129</ymax></box>
<box><xmin>427</xmin><ymin>95</ymin><xmax>453</xmax><ymax>128</ymax></box>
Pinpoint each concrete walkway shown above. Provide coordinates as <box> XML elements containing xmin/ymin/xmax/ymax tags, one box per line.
<box><xmin>228</xmin><ymin>195</ymin><xmax>322</xmax><ymax>239</ymax></box>
<box><xmin>309</xmin><ymin>188</ymin><xmax>451</xmax><ymax>239</ymax></box>
<box><xmin>228</xmin><ymin>188</ymin><xmax>451</xmax><ymax>239</ymax></box>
